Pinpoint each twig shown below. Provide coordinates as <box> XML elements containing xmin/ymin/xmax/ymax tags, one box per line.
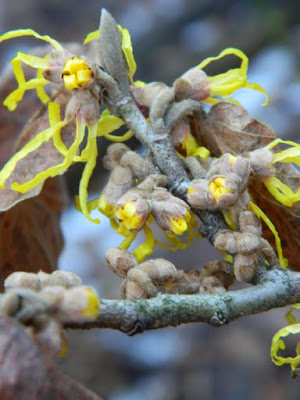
<box><xmin>65</xmin><ymin>267</ymin><xmax>300</xmax><ymax>335</ymax></box>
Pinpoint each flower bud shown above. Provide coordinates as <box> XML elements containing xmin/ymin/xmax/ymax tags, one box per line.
<box><xmin>151</xmin><ymin>188</ymin><xmax>191</xmax><ymax>235</ymax></box>
<box><xmin>105</xmin><ymin>247</ymin><xmax>138</xmax><ymax>278</ymax></box>
<box><xmin>115</xmin><ymin>189</ymin><xmax>151</xmax><ymax>232</ymax></box>
<box><xmin>61</xmin><ymin>56</ymin><xmax>93</xmax><ymax>91</ymax></box>
<box><xmin>214</xmin><ymin>230</ymin><xmax>238</xmax><ymax>254</ymax></box>
<box><xmin>173</xmin><ymin>68</ymin><xmax>210</xmax><ymax>101</ymax></box>
<box><xmin>125</xmin><ymin>268</ymin><xmax>157</xmax><ymax>299</ymax></box>
<box><xmin>4</xmin><ymin>272</ymin><xmax>40</xmax><ymax>291</ymax></box>
<box><xmin>236</xmin><ymin>233</ymin><xmax>260</xmax><ymax>255</ymax></box>
<box><xmin>103</xmin><ymin>143</ymin><xmax>131</xmax><ymax>171</ymax></box>
<box><xmin>246</xmin><ymin>148</ymin><xmax>273</xmax><ymax>177</ymax></box>
<box><xmin>187</xmin><ymin>179</ymin><xmax>211</xmax><ymax>209</ymax></box>
<box><xmin>164</xmin><ymin>270</ymin><xmax>200</xmax><ymax>294</ymax></box>
<box><xmin>59</xmin><ymin>286</ymin><xmax>100</xmax><ymax>322</ymax></box>
<box><xmin>131</xmin><ymin>82</ymin><xmax>168</xmax><ymax>108</ymax></box>
<box><xmin>139</xmin><ymin>258</ymin><xmax>177</xmax><ymax>286</ymax></box>
<box><xmin>200</xmin><ymin>276</ymin><xmax>226</xmax><ymax>294</ymax></box>
<box><xmin>239</xmin><ymin>210</ymin><xmax>261</xmax><ymax>236</ymax></box>
<box><xmin>234</xmin><ymin>253</ymin><xmax>257</xmax><ymax>282</ymax></box>
<box><xmin>38</xmin><ymin>270</ymin><xmax>82</xmax><ymax>289</ymax></box>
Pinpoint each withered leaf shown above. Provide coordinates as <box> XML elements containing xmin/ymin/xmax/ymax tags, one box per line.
<box><xmin>193</xmin><ymin>101</ymin><xmax>300</xmax><ymax>270</ymax></box>
<box><xmin>193</xmin><ymin>102</ymin><xmax>276</xmax><ymax>156</ymax></box>
<box><xmin>0</xmin><ymin>315</ymin><xmax>102</xmax><ymax>399</ymax></box>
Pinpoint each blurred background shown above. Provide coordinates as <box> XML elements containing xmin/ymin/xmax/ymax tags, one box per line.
<box><xmin>1</xmin><ymin>0</ymin><xmax>300</xmax><ymax>399</ymax></box>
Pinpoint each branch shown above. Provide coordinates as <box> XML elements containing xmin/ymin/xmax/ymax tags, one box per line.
<box><xmin>65</xmin><ymin>267</ymin><xmax>300</xmax><ymax>335</ymax></box>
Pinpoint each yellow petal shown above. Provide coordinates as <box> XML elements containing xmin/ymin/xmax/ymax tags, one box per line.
<box><xmin>271</xmin><ymin>323</ymin><xmax>300</xmax><ymax>370</ymax></box>
<box><xmin>132</xmin><ymin>223</ymin><xmax>154</xmax><ymax>262</ymax></box>
<box><xmin>0</xmin><ymin>28</ymin><xmax>63</xmax><ymax>50</ymax></box>
<box><xmin>36</xmin><ymin>67</ymin><xmax>50</xmax><ymax>103</ymax></box>
<box><xmin>118</xmin><ymin>25</ymin><xmax>137</xmax><ymax>84</ymax></box>
<box><xmin>250</xmin><ymin>202</ymin><xmax>288</xmax><ymax>269</ymax></box>
<box><xmin>16</xmin><ymin>51</ymin><xmax>50</xmax><ymax>69</ymax></box>
<box><xmin>11</xmin><ymin>117</ymin><xmax>85</xmax><ymax>193</ymax></box>
<box><xmin>83</xmin><ymin>30</ymin><xmax>99</xmax><ymax>45</ymax></box>
<box><xmin>78</xmin><ymin>124</ymin><xmax>100</xmax><ymax>224</ymax></box>
<box><xmin>264</xmin><ymin>176</ymin><xmax>300</xmax><ymax>207</ymax></box>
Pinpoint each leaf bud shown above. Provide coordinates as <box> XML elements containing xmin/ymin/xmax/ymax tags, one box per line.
<box><xmin>105</xmin><ymin>247</ymin><xmax>138</xmax><ymax>278</ymax></box>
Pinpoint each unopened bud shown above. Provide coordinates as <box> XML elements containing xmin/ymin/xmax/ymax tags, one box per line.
<box><xmin>131</xmin><ymin>82</ymin><xmax>168</xmax><ymax>108</ymax></box>
<box><xmin>139</xmin><ymin>258</ymin><xmax>177</xmax><ymax>286</ymax></box>
<box><xmin>246</xmin><ymin>148</ymin><xmax>273</xmax><ymax>177</ymax></box>
<box><xmin>187</xmin><ymin>179</ymin><xmax>211</xmax><ymax>209</ymax></box>
<box><xmin>4</xmin><ymin>272</ymin><xmax>40</xmax><ymax>291</ymax></box>
<box><xmin>165</xmin><ymin>270</ymin><xmax>201</xmax><ymax>294</ymax></box>
<box><xmin>151</xmin><ymin>188</ymin><xmax>191</xmax><ymax>235</ymax></box>
<box><xmin>234</xmin><ymin>253</ymin><xmax>257</xmax><ymax>282</ymax></box>
<box><xmin>126</xmin><ymin>268</ymin><xmax>157</xmax><ymax>299</ymax></box>
<box><xmin>105</xmin><ymin>247</ymin><xmax>138</xmax><ymax>278</ymax></box>
<box><xmin>239</xmin><ymin>210</ymin><xmax>261</xmax><ymax>236</ymax></box>
<box><xmin>39</xmin><ymin>270</ymin><xmax>82</xmax><ymax>289</ymax></box>
<box><xmin>60</xmin><ymin>286</ymin><xmax>100</xmax><ymax>322</ymax></box>
<box><xmin>173</xmin><ymin>68</ymin><xmax>210</xmax><ymax>101</ymax></box>
<box><xmin>103</xmin><ymin>143</ymin><xmax>131</xmax><ymax>171</ymax></box>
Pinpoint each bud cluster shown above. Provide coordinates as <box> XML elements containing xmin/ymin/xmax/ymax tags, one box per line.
<box><xmin>1</xmin><ymin>270</ymin><xmax>100</xmax><ymax>357</ymax></box>
<box><xmin>105</xmin><ymin>248</ymin><xmax>235</xmax><ymax>299</ymax></box>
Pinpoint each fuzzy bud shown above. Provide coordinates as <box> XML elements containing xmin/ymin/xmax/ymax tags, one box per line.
<box><xmin>125</xmin><ymin>268</ymin><xmax>157</xmax><ymax>299</ymax></box>
<box><xmin>236</xmin><ymin>233</ymin><xmax>260</xmax><ymax>255</ymax></box>
<box><xmin>234</xmin><ymin>253</ymin><xmax>257</xmax><ymax>282</ymax></box>
<box><xmin>214</xmin><ymin>230</ymin><xmax>238</xmax><ymax>254</ymax></box>
<box><xmin>140</xmin><ymin>174</ymin><xmax>168</xmax><ymax>192</ymax></box>
<box><xmin>245</xmin><ymin>148</ymin><xmax>273</xmax><ymax>177</ymax></box>
<box><xmin>105</xmin><ymin>247</ymin><xmax>138</xmax><ymax>278</ymax></box>
<box><xmin>173</xmin><ymin>68</ymin><xmax>210</xmax><ymax>101</ymax></box>
<box><xmin>187</xmin><ymin>179</ymin><xmax>211</xmax><ymax>209</ymax></box>
<box><xmin>260</xmin><ymin>238</ymin><xmax>278</xmax><ymax>266</ymax></box>
<box><xmin>38</xmin><ymin>271</ymin><xmax>82</xmax><ymax>289</ymax></box>
<box><xmin>4</xmin><ymin>272</ymin><xmax>40</xmax><ymax>291</ymax></box>
<box><xmin>139</xmin><ymin>258</ymin><xmax>177</xmax><ymax>286</ymax></box>
<box><xmin>0</xmin><ymin>291</ymin><xmax>20</xmax><ymax>316</ymax></box>
<box><xmin>151</xmin><ymin>188</ymin><xmax>191</xmax><ymax>235</ymax></box>
<box><xmin>131</xmin><ymin>82</ymin><xmax>168</xmax><ymax>108</ymax></box>
<box><xmin>59</xmin><ymin>286</ymin><xmax>100</xmax><ymax>322</ymax></box>
<box><xmin>115</xmin><ymin>189</ymin><xmax>151</xmax><ymax>232</ymax></box>
<box><xmin>120</xmin><ymin>151</ymin><xmax>153</xmax><ymax>180</ymax></box>
<box><xmin>103</xmin><ymin>143</ymin><xmax>131</xmax><ymax>171</ymax></box>
<box><xmin>165</xmin><ymin>270</ymin><xmax>201</xmax><ymax>294</ymax></box>
<box><xmin>200</xmin><ymin>276</ymin><xmax>226</xmax><ymax>294</ymax></box>
<box><xmin>200</xmin><ymin>260</ymin><xmax>235</xmax><ymax>293</ymax></box>
<box><xmin>239</xmin><ymin>210</ymin><xmax>262</xmax><ymax>236</ymax></box>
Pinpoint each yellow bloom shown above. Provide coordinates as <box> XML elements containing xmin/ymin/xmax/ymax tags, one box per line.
<box><xmin>0</xmin><ymin>27</ymin><xmax>133</xmax><ymax>223</ymax></box>
<box><xmin>115</xmin><ymin>201</ymin><xmax>144</xmax><ymax>231</ymax></box>
<box><xmin>209</xmin><ymin>177</ymin><xmax>232</xmax><ymax>201</ymax></box>
<box><xmin>196</xmin><ymin>48</ymin><xmax>269</xmax><ymax>106</ymax></box>
<box><xmin>169</xmin><ymin>211</ymin><xmax>191</xmax><ymax>236</ymax></box>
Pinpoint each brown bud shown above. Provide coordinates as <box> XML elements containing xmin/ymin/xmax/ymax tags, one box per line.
<box><xmin>236</xmin><ymin>233</ymin><xmax>260</xmax><ymax>255</ymax></box>
<box><xmin>165</xmin><ymin>270</ymin><xmax>201</xmax><ymax>294</ymax></box>
<box><xmin>173</xmin><ymin>68</ymin><xmax>210</xmax><ymax>101</ymax></box>
<box><xmin>260</xmin><ymin>238</ymin><xmax>278</xmax><ymax>266</ymax></box>
<box><xmin>0</xmin><ymin>291</ymin><xmax>20</xmax><ymax>316</ymax></box>
<box><xmin>187</xmin><ymin>179</ymin><xmax>211</xmax><ymax>209</ymax></box>
<box><xmin>101</xmin><ymin>165</ymin><xmax>135</xmax><ymax>206</ymax></box>
<box><xmin>200</xmin><ymin>276</ymin><xmax>226</xmax><ymax>294</ymax></box>
<box><xmin>140</xmin><ymin>174</ymin><xmax>168</xmax><ymax>192</ymax></box>
<box><xmin>103</xmin><ymin>143</ymin><xmax>131</xmax><ymax>171</ymax></box>
<box><xmin>4</xmin><ymin>272</ymin><xmax>40</xmax><ymax>291</ymax></box>
<box><xmin>233</xmin><ymin>253</ymin><xmax>257</xmax><ymax>282</ymax></box>
<box><xmin>39</xmin><ymin>271</ymin><xmax>82</xmax><ymax>289</ymax></box>
<box><xmin>139</xmin><ymin>258</ymin><xmax>177</xmax><ymax>286</ymax></box>
<box><xmin>200</xmin><ymin>260</ymin><xmax>235</xmax><ymax>292</ymax></box>
<box><xmin>246</xmin><ymin>148</ymin><xmax>273</xmax><ymax>177</ymax></box>
<box><xmin>105</xmin><ymin>247</ymin><xmax>138</xmax><ymax>278</ymax></box>
<box><xmin>131</xmin><ymin>82</ymin><xmax>168</xmax><ymax>108</ymax></box>
<box><xmin>214</xmin><ymin>230</ymin><xmax>238</xmax><ymax>254</ymax></box>
<box><xmin>120</xmin><ymin>151</ymin><xmax>154</xmax><ymax>181</ymax></box>
<box><xmin>126</xmin><ymin>268</ymin><xmax>157</xmax><ymax>299</ymax></box>
<box><xmin>239</xmin><ymin>210</ymin><xmax>261</xmax><ymax>236</ymax></box>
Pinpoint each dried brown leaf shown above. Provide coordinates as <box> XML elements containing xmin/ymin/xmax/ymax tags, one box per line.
<box><xmin>193</xmin><ymin>102</ymin><xmax>276</xmax><ymax>156</ymax></box>
<box><xmin>0</xmin><ymin>315</ymin><xmax>102</xmax><ymax>399</ymax></box>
